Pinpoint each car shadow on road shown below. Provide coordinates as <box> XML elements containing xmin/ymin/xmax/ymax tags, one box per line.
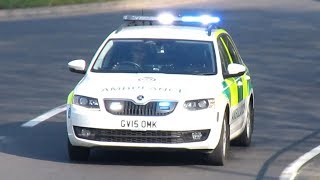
<box><xmin>89</xmin><ymin>148</ymin><xmax>206</xmax><ymax>166</ymax></box>
<box><xmin>0</xmin><ymin>119</ymin><xmax>212</xmax><ymax>166</ymax></box>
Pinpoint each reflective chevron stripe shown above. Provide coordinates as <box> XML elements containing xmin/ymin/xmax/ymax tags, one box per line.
<box><xmin>223</xmin><ymin>78</ymin><xmax>238</xmax><ymax>107</ymax></box>
<box><xmin>242</xmin><ymin>75</ymin><xmax>249</xmax><ymax>98</ymax></box>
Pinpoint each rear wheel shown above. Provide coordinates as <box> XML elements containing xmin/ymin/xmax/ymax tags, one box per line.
<box><xmin>233</xmin><ymin>101</ymin><xmax>254</xmax><ymax>146</ymax></box>
<box><xmin>205</xmin><ymin>112</ymin><xmax>230</xmax><ymax>165</ymax></box>
<box><xmin>68</xmin><ymin>138</ymin><xmax>90</xmax><ymax>161</ymax></box>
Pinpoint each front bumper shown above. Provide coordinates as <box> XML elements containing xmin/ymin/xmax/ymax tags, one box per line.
<box><xmin>67</xmin><ymin>104</ymin><xmax>224</xmax><ymax>150</ymax></box>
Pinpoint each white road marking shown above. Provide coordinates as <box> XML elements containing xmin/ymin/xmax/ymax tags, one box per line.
<box><xmin>21</xmin><ymin>104</ymin><xmax>67</xmax><ymax>127</ymax></box>
<box><xmin>280</xmin><ymin>145</ymin><xmax>320</xmax><ymax>180</ymax></box>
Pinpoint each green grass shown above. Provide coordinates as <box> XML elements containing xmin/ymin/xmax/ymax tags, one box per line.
<box><xmin>0</xmin><ymin>0</ymin><xmax>117</xmax><ymax>9</ymax></box>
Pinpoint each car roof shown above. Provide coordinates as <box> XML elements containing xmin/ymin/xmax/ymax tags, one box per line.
<box><xmin>108</xmin><ymin>25</ymin><xmax>221</xmax><ymax>41</ymax></box>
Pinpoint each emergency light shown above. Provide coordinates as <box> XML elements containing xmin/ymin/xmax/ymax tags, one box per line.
<box><xmin>181</xmin><ymin>15</ymin><xmax>220</xmax><ymax>25</ymax></box>
<box><xmin>123</xmin><ymin>13</ymin><xmax>221</xmax><ymax>26</ymax></box>
<box><xmin>122</xmin><ymin>13</ymin><xmax>221</xmax><ymax>36</ymax></box>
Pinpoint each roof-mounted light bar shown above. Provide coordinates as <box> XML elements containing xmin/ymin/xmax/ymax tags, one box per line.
<box><xmin>122</xmin><ymin>13</ymin><xmax>221</xmax><ymax>36</ymax></box>
<box><xmin>123</xmin><ymin>15</ymin><xmax>158</xmax><ymax>22</ymax></box>
<box><xmin>182</xmin><ymin>15</ymin><xmax>220</xmax><ymax>25</ymax></box>
<box><xmin>123</xmin><ymin>13</ymin><xmax>221</xmax><ymax>26</ymax></box>
<box><xmin>157</xmin><ymin>13</ymin><xmax>176</xmax><ymax>25</ymax></box>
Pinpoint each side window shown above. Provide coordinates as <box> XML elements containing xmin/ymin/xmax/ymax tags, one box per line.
<box><xmin>217</xmin><ymin>37</ymin><xmax>230</xmax><ymax>74</ymax></box>
<box><xmin>221</xmin><ymin>35</ymin><xmax>243</xmax><ymax>65</ymax></box>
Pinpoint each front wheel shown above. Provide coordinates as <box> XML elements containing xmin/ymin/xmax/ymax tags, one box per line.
<box><xmin>205</xmin><ymin>112</ymin><xmax>230</xmax><ymax>166</ymax></box>
<box><xmin>68</xmin><ymin>139</ymin><xmax>90</xmax><ymax>161</ymax></box>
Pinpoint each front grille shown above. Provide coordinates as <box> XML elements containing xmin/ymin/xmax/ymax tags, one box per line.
<box><xmin>104</xmin><ymin>100</ymin><xmax>177</xmax><ymax>116</ymax></box>
<box><xmin>74</xmin><ymin>126</ymin><xmax>210</xmax><ymax>144</ymax></box>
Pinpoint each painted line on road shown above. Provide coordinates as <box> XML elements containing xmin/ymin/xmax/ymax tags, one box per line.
<box><xmin>21</xmin><ymin>104</ymin><xmax>67</xmax><ymax>127</ymax></box>
<box><xmin>280</xmin><ymin>145</ymin><xmax>320</xmax><ymax>180</ymax></box>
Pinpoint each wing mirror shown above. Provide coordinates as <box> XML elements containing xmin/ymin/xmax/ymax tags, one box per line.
<box><xmin>223</xmin><ymin>63</ymin><xmax>246</xmax><ymax>78</ymax></box>
<box><xmin>68</xmin><ymin>59</ymin><xmax>86</xmax><ymax>74</ymax></box>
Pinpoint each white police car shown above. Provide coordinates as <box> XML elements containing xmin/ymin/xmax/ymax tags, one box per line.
<box><xmin>66</xmin><ymin>13</ymin><xmax>254</xmax><ymax>165</ymax></box>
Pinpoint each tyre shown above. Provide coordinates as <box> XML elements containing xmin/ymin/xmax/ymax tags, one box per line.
<box><xmin>232</xmin><ymin>101</ymin><xmax>254</xmax><ymax>146</ymax></box>
<box><xmin>205</xmin><ymin>112</ymin><xmax>230</xmax><ymax>166</ymax></box>
<box><xmin>68</xmin><ymin>138</ymin><xmax>90</xmax><ymax>161</ymax></box>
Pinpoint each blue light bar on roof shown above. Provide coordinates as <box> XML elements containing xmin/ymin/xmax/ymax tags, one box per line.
<box><xmin>123</xmin><ymin>14</ymin><xmax>221</xmax><ymax>25</ymax></box>
<box><xmin>182</xmin><ymin>15</ymin><xmax>220</xmax><ymax>25</ymax></box>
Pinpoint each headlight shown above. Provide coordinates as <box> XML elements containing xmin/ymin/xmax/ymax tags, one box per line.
<box><xmin>184</xmin><ymin>99</ymin><xmax>214</xmax><ymax>110</ymax></box>
<box><xmin>73</xmin><ymin>95</ymin><xmax>100</xmax><ymax>109</ymax></box>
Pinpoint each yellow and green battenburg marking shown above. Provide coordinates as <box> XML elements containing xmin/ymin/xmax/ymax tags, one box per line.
<box><xmin>223</xmin><ymin>78</ymin><xmax>238</xmax><ymax>106</ymax></box>
<box><xmin>67</xmin><ymin>91</ymin><xmax>74</xmax><ymax>105</ymax></box>
<box><xmin>214</xmin><ymin>29</ymin><xmax>252</xmax><ymax>106</ymax></box>
<box><xmin>222</xmin><ymin>78</ymin><xmax>252</xmax><ymax>107</ymax></box>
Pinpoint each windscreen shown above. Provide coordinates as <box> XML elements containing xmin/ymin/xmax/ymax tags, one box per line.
<box><xmin>92</xmin><ymin>39</ymin><xmax>216</xmax><ymax>75</ymax></box>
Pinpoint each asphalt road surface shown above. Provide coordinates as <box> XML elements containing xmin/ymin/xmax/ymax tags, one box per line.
<box><xmin>0</xmin><ymin>0</ymin><xmax>320</xmax><ymax>179</ymax></box>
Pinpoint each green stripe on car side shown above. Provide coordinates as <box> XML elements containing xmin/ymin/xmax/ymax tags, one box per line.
<box><xmin>222</xmin><ymin>81</ymin><xmax>231</xmax><ymax>101</ymax></box>
<box><xmin>241</xmin><ymin>75</ymin><xmax>248</xmax><ymax>98</ymax></box>
<box><xmin>237</xmin><ymin>78</ymin><xmax>243</xmax><ymax>102</ymax></box>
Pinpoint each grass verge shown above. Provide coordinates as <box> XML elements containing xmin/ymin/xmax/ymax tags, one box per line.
<box><xmin>0</xmin><ymin>0</ymin><xmax>117</xmax><ymax>9</ymax></box>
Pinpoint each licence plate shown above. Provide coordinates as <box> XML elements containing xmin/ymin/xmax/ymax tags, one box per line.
<box><xmin>120</xmin><ymin>120</ymin><xmax>157</xmax><ymax>130</ymax></box>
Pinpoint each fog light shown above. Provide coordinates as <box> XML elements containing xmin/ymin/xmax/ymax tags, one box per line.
<box><xmin>192</xmin><ymin>132</ymin><xmax>203</xmax><ymax>140</ymax></box>
<box><xmin>74</xmin><ymin>127</ymin><xmax>96</xmax><ymax>140</ymax></box>
<box><xmin>80</xmin><ymin>129</ymin><xmax>91</xmax><ymax>138</ymax></box>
